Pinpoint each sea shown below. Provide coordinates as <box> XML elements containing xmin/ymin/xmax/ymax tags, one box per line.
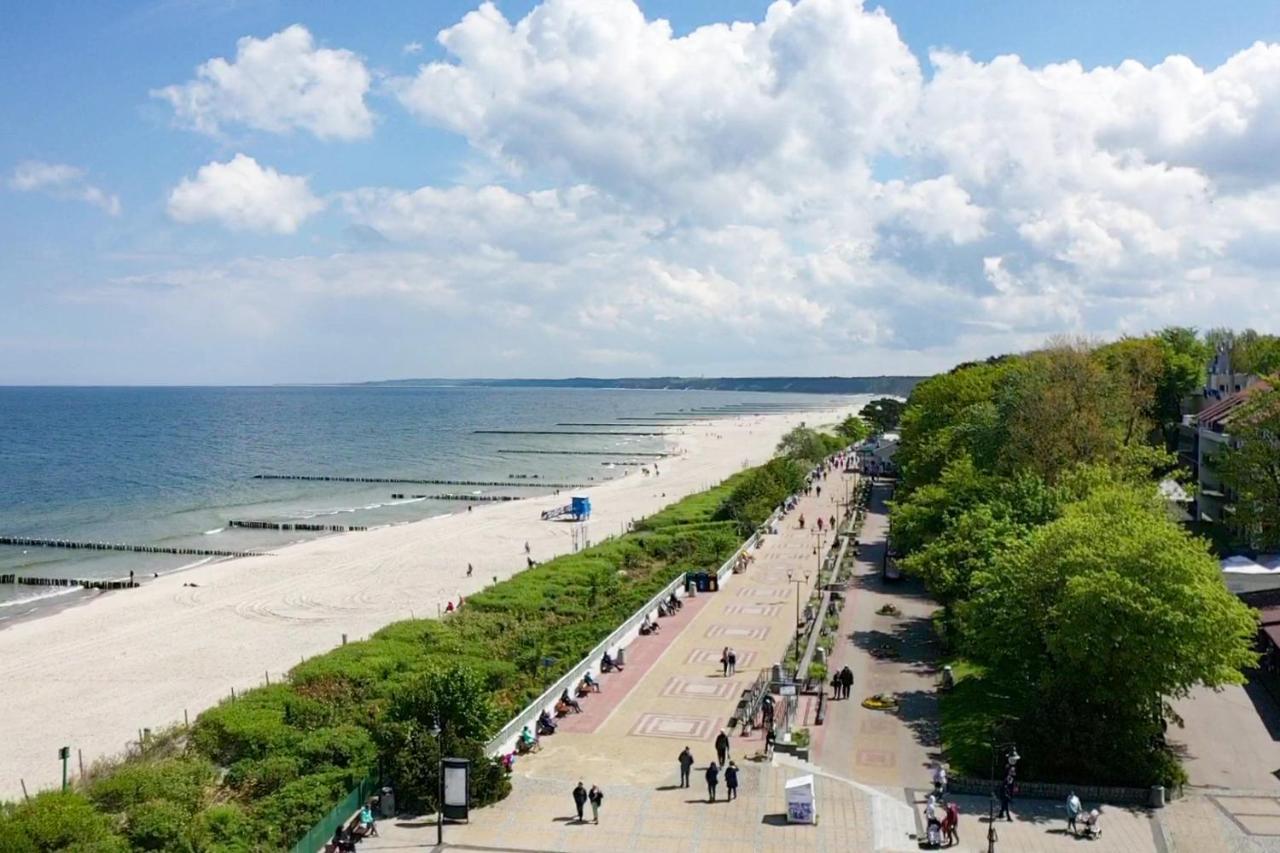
<box><xmin>0</xmin><ymin>385</ymin><xmax>851</xmax><ymax>618</ymax></box>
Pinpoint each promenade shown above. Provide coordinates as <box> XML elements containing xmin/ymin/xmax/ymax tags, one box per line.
<box><xmin>369</xmin><ymin>469</ymin><xmax>918</xmax><ymax>851</ymax></box>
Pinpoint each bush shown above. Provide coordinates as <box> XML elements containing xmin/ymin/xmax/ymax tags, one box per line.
<box><xmin>224</xmin><ymin>755</ymin><xmax>302</xmax><ymax>799</ymax></box>
<box><xmin>297</xmin><ymin>725</ymin><xmax>377</xmax><ymax>774</ymax></box>
<box><xmin>87</xmin><ymin>757</ymin><xmax>216</xmax><ymax>814</ymax></box>
<box><xmin>190</xmin><ymin>686</ymin><xmax>304</xmax><ymax>765</ymax></box>
<box><xmin>188</xmin><ymin>804</ymin><xmax>254</xmax><ymax>852</ymax></box>
<box><xmin>252</xmin><ymin>771</ymin><xmax>355</xmax><ymax>850</ymax></box>
<box><xmin>124</xmin><ymin>799</ymin><xmax>191</xmax><ymax>852</ymax></box>
<box><xmin>0</xmin><ymin>790</ymin><xmax>128</xmax><ymax>852</ymax></box>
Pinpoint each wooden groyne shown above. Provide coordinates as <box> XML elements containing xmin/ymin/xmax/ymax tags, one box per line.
<box><xmin>253</xmin><ymin>474</ymin><xmax>588</xmax><ymax>489</ymax></box>
<box><xmin>228</xmin><ymin>520</ymin><xmax>366</xmax><ymax>533</ymax></box>
<box><xmin>390</xmin><ymin>493</ymin><xmax>524</xmax><ymax>503</ymax></box>
<box><xmin>0</xmin><ymin>574</ymin><xmax>138</xmax><ymax>590</ymax></box>
<box><xmin>555</xmin><ymin>423</ymin><xmax>675</xmax><ymax>428</ymax></box>
<box><xmin>473</xmin><ymin>430</ymin><xmax>666</xmax><ymax>436</ymax></box>
<box><xmin>0</xmin><ymin>536</ymin><xmax>263</xmax><ymax>558</ymax></box>
<box><xmin>500</xmin><ymin>450</ymin><xmax>669</xmax><ymax>457</ymax></box>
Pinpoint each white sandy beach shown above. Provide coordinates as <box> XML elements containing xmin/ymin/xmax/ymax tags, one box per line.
<box><xmin>0</xmin><ymin>404</ymin><xmax>860</xmax><ymax>799</ymax></box>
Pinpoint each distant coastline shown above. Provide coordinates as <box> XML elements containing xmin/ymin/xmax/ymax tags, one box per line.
<box><xmin>347</xmin><ymin>375</ymin><xmax>924</xmax><ymax>395</ymax></box>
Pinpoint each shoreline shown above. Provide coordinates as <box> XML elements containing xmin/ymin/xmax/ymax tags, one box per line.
<box><xmin>0</xmin><ymin>403</ymin><xmax>860</xmax><ymax>799</ymax></box>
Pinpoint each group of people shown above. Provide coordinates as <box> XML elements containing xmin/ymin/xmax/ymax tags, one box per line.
<box><xmin>719</xmin><ymin>647</ymin><xmax>738</xmax><ymax>676</ymax></box>
<box><xmin>678</xmin><ymin>738</ymin><xmax>741</xmax><ymax>802</ymax></box>
<box><xmin>327</xmin><ymin>800</ymin><xmax>378</xmax><ymax>852</ymax></box>
<box><xmin>571</xmin><ymin>781</ymin><xmax>605</xmax><ymax>823</ymax></box>
<box><xmin>829</xmin><ymin>665</ymin><xmax>854</xmax><ymax>699</ymax></box>
<box><xmin>922</xmin><ymin>793</ymin><xmax>960</xmax><ymax>848</ymax></box>
<box><xmin>657</xmin><ymin>591</ymin><xmax>683</xmax><ymax>617</ymax></box>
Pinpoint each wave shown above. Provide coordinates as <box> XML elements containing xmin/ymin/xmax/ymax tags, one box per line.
<box><xmin>0</xmin><ymin>586</ymin><xmax>84</xmax><ymax>609</ymax></box>
<box><xmin>203</xmin><ymin>527</ymin><xmax>224</xmax><ymax>535</ymax></box>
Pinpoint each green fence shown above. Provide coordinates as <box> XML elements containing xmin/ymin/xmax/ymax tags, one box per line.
<box><xmin>289</xmin><ymin>773</ymin><xmax>380</xmax><ymax>853</ymax></box>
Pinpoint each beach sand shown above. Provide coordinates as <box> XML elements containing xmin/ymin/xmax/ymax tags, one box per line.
<box><xmin>0</xmin><ymin>405</ymin><xmax>857</xmax><ymax>798</ymax></box>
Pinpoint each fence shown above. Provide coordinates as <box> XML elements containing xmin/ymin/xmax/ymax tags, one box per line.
<box><xmin>946</xmin><ymin>775</ymin><xmax>1172</xmax><ymax>807</ymax></box>
<box><xmin>289</xmin><ymin>772</ymin><xmax>380</xmax><ymax>853</ymax></box>
<box><xmin>485</xmin><ymin>569</ymin><xmax>690</xmax><ymax>757</ymax></box>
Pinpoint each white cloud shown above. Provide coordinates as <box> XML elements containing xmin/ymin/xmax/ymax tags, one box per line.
<box><xmin>95</xmin><ymin>2</ymin><xmax>1280</xmax><ymax>378</ymax></box>
<box><xmin>154</xmin><ymin>24</ymin><xmax>373</xmax><ymax>139</ymax></box>
<box><xmin>402</xmin><ymin>41</ymin><xmax>423</xmax><ymax>55</ymax></box>
<box><xmin>167</xmin><ymin>154</ymin><xmax>325</xmax><ymax>233</ymax></box>
<box><xmin>9</xmin><ymin>160</ymin><xmax>120</xmax><ymax>215</ymax></box>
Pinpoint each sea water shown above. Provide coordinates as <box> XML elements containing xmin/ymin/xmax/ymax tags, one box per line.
<box><xmin>0</xmin><ymin>385</ymin><xmax>849</xmax><ymax>615</ymax></box>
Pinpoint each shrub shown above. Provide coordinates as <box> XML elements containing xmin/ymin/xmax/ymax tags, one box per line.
<box><xmin>224</xmin><ymin>755</ymin><xmax>302</xmax><ymax>799</ymax></box>
<box><xmin>190</xmin><ymin>686</ymin><xmax>304</xmax><ymax>765</ymax></box>
<box><xmin>0</xmin><ymin>790</ymin><xmax>128</xmax><ymax>852</ymax></box>
<box><xmin>188</xmin><ymin>804</ymin><xmax>254</xmax><ymax>852</ymax></box>
<box><xmin>297</xmin><ymin>725</ymin><xmax>377</xmax><ymax>774</ymax></box>
<box><xmin>87</xmin><ymin>757</ymin><xmax>216</xmax><ymax>814</ymax></box>
<box><xmin>124</xmin><ymin>799</ymin><xmax>191</xmax><ymax>852</ymax></box>
<box><xmin>251</xmin><ymin>770</ymin><xmax>355</xmax><ymax>850</ymax></box>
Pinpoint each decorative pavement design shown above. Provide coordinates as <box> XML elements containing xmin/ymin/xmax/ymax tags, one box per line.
<box><xmin>684</xmin><ymin>648</ymin><xmax>757</xmax><ymax>668</ymax></box>
<box><xmin>736</xmin><ymin>586</ymin><xmax>788</xmax><ymax>598</ymax></box>
<box><xmin>659</xmin><ymin>676</ymin><xmax>740</xmax><ymax>701</ymax></box>
<box><xmin>1209</xmin><ymin>795</ymin><xmax>1280</xmax><ymax>837</ymax></box>
<box><xmin>722</xmin><ymin>603</ymin><xmax>782</xmax><ymax>617</ymax></box>
<box><xmin>704</xmin><ymin>624</ymin><xmax>770</xmax><ymax>640</ymax></box>
<box><xmin>628</xmin><ymin>712</ymin><xmax>720</xmax><ymax>740</ymax></box>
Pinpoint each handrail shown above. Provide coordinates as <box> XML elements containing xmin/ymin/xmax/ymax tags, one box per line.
<box><xmin>718</xmin><ymin>508</ymin><xmax>781</xmax><ymax>582</ymax></box>
<box><xmin>485</xmin><ymin>569</ymin><xmax>689</xmax><ymax>756</ymax></box>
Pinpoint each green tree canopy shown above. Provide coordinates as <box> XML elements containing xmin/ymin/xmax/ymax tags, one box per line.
<box><xmin>961</xmin><ymin>482</ymin><xmax>1257</xmax><ymax>784</ymax></box>
<box><xmin>860</xmin><ymin>397</ymin><xmax>905</xmax><ymax>433</ymax></box>
<box><xmin>835</xmin><ymin>414</ymin><xmax>869</xmax><ymax>444</ymax></box>
<box><xmin>775</xmin><ymin>426</ymin><xmax>839</xmax><ymax>464</ymax></box>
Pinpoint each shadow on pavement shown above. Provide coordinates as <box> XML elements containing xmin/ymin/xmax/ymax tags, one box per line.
<box><xmin>760</xmin><ymin>813</ymin><xmax>789</xmax><ymax>826</ymax></box>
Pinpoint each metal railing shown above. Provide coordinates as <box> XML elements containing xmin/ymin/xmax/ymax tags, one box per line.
<box><xmin>289</xmin><ymin>772</ymin><xmax>379</xmax><ymax>853</ymax></box>
<box><xmin>485</xmin><ymin>570</ymin><xmax>689</xmax><ymax>756</ymax></box>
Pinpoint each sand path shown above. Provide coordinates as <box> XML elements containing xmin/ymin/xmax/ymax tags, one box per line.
<box><xmin>0</xmin><ymin>405</ymin><xmax>859</xmax><ymax>799</ymax></box>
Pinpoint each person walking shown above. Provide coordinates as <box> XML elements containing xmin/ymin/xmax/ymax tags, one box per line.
<box><xmin>840</xmin><ymin>666</ymin><xmax>854</xmax><ymax>699</ymax></box>
<box><xmin>721</xmin><ymin>647</ymin><xmax>730</xmax><ymax>677</ymax></box>
<box><xmin>466</xmin><ymin>563</ymin><xmax>473</xmax><ymax>577</ymax></box>
<box><xmin>678</xmin><ymin>746</ymin><xmax>695</xmax><ymax>788</ymax></box>
<box><xmin>1066</xmin><ymin>791</ymin><xmax>1082</xmax><ymax>836</ymax></box>
<box><xmin>831</xmin><ymin>671</ymin><xmax>842</xmax><ymax>700</ymax></box>
<box><xmin>943</xmin><ymin>800</ymin><xmax>960</xmax><ymax>847</ymax></box>
<box><xmin>764</xmin><ymin>727</ymin><xmax>776</xmax><ymax>759</ymax></box>
<box><xmin>572</xmin><ymin>781</ymin><xmax>588</xmax><ymax>822</ymax></box>
<box><xmin>727</xmin><ymin>648</ymin><xmax>737</xmax><ymax>676</ymax></box>
<box><xmin>715</xmin><ymin>729</ymin><xmax>731</xmax><ymax>767</ymax></box>
<box><xmin>705</xmin><ymin>760</ymin><xmax>719</xmax><ymax>802</ymax></box>
<box><xmin>588</xmin><ymin>784</ymin><xmax>603</xmax><ymax>824</ymax></box>
<box><xmin>932</xmin><ymin>762</ymin><xmax>947</xmax><ymax>797</ymax></box>
<box><xmin>725</xmin><ymin>761</ymin><xmax>739</xmax><ymax>801</ymax></box>
<box><xmin>998</xmin><ymin>777</ymin><xmax>1014</xmax><ymax>822</ymax></box>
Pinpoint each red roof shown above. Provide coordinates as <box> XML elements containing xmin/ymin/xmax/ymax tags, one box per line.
<box><xmin>1199</xmin><ymin>381</ymin><xmax>1272</xmax><ymax>431</ymax></box>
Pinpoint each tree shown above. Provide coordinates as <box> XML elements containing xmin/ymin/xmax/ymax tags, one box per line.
<box><xmin>1219</xmin><ymin>387</ymin><xmax>1280</xmax><ymax>550</ymax></box>
<box><xmin>996</xmin><ymin>345</ymin><xmax>1127</xmax><ymax>483</ymax></box>
<box><xmin>835</xmin><ymin>414</ymin><xmax>869</xmax><ymax>444</ymax></box>
<box><xmin>776</xmin><ymin>426</ymin><xmax>832</xmax><ymax>464</ymax></box>
<box><xmin>860</xmin><ymin>397</ymin><xmax>905</xmax><ymax>433</ymax></box>
<box><xmin>961</xmin><ymin>483</ymin><xmax>1258</xmax><ymax>785</ymax></box>
<box><xmin>1154</xmin><ymin>327</ymin><xmax>1209</xmax><ymax>448</ymax></box>
<box><xmin>1095</xmin><ymin>336</ymin><xmax>1166</xmax><ymax>446</ymax></box>
<box><xmin>896</xmin><ymin>362</ymin><xmax>1011</xmax><ymax>493</ymax></box>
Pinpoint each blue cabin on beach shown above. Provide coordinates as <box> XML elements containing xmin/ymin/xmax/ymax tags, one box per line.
<box><xmin>571</xmin><ymin>496</ymin><xmax>591</xmax><ymax>519</ymax></box>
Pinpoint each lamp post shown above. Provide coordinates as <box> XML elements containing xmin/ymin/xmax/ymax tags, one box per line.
<box><xmin>430</xmin><ymin>719</ymin><xmax>443</xmax><ymax>847</ymax></box>
<box><xmin>786</xmin><ymin>569</ymin><xmax>809</xmax><ymax>679</ymax></box>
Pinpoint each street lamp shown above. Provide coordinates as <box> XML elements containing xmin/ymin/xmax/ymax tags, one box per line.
<box><xmin>786</xmin><ymin>569</ymin><xmax>810</xmax><ymax>678</ymax></box>
<box><xmin>430</xmin><ymin>718</ymin><xmax>443</xmax><ymax>847</ymax></box>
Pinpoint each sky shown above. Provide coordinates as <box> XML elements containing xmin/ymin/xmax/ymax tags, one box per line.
<box><xmin>2</xmin><ymin>0</ymin><xmax>1280</xmax><ymax>384</ymax></box>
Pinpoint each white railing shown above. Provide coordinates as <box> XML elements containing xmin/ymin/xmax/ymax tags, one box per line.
<box><xmin>716</xmin><ymin>508</ymin><xmax>782</xmax><ymax>582</ymax></box>
<box><xmin>485</xmin><ymin>570</ymin><xmax>689</xmax><ymax>757</ymax></box>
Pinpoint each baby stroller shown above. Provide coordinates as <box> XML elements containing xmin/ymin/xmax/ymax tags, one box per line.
<box><xmin>1080</xmin><ymin>808</ymin><xmax>1102</xmax><ymax>839</ymax></box>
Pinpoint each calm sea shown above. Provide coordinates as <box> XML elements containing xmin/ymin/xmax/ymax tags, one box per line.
<box><xmin>0</xmin><ymin>386</ymin><xmax>848</xmax><ymax>616</ymax></box>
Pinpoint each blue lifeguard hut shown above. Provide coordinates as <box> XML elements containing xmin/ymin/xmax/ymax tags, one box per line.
<box><xmin>570</xmin><ymin>496</ymin><xmax>592</xmax><ymax>520</ymax></box>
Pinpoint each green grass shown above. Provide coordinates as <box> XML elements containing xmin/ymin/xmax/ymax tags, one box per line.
<box><xmin>937</xmin><ymin>658</ymin><xmax>1004</xmax><ymax>777</ymax></box>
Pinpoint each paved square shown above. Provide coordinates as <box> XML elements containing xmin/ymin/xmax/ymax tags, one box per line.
<box><xmin>628</xmin><ymin>712</ymin><xmax>720</xmax><ymax>740</ymax></box>
<box><xmin>736</xmin><ymin>587</ymin><xmax>788</xmax><ymax>598</ymax></box>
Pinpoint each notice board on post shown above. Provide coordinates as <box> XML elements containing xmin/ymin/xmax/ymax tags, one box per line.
<box><xmin>443</xmin><ymin>757</ymin><xmax>470</xmax><ymax>821</ymax></box>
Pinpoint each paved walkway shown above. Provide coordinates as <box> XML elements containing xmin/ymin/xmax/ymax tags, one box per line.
<box><xmin>367</xmin><ymin>471</ymin><xmax>919</xmax><ymax>851</ymax></box>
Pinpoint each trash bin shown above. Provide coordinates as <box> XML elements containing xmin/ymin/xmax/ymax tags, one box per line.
<box><xmin>379</xmin><ymin>786</ymin><xmax>396</xmax><ymax>818</ymax></box>
<box><xmin>1150</xmin><ymin>785</ymin><xmax>1165</xmax><ymax>808</ymax></box>
<box><xmin>695</xmin><ymin>572</ymin><xmax>709</xmax><ymax>592</ymax></box>
<box><xmin>707</xmin><ymin>575</ymin><xmax>719</xmax><ymax>592</ymax></box>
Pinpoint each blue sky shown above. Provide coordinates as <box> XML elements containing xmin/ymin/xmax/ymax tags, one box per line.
<box><xmin>3</xmin><ymin>0</ymin><xmax>1280</xmax><ymax>384</ymax></box>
